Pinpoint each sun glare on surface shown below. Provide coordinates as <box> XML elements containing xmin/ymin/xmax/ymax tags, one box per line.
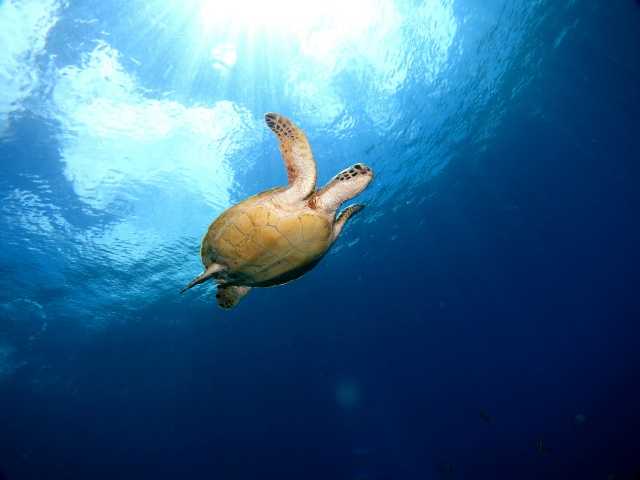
<box><xmin>197</xmin><ymin>0</ymin><xmax>376</xmax><ymax>40</ymax></box>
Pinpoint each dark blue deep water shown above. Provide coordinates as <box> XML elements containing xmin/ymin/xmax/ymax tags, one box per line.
<box><xmin>1</xmin><ymin>1</ymin><xmax>639</xmax><ymax>479</ymax></box>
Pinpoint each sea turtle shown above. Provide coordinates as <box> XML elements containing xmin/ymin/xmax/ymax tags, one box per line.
<box><xmin>181</xmin><ymin>112</ymin><xmax>374</xmax><ymax>309</ymax></box>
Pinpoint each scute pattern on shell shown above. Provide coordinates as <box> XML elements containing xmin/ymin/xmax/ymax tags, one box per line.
<box><xmin>200</xmin><ymin>190</ymin><xmax>332</xmax><ymax>286</ymax></box>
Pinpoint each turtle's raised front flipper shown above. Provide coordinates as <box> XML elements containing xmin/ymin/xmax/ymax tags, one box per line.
<box><xmin>180</xmin><ymin>263</ymin><xmax>225</xmax><ymax>293</ymax></box>
<box><xmin>216</xmin><ymin>285</ymin><xmax>251</xmax><ymax>309</ymax></box>
<box><xmin>265</xmin><ymin>113</ymin><xmax>317</xmax><ymax>202</ymax></box>
<box><xmin>332</xmin><ymin>204</ymin><xmax>365</xmax><ymax>241</ymax></box>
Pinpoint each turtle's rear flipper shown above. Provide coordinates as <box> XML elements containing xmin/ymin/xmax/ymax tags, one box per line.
<box><xmin>216</xmin><ymin>285</ymin><xmax>251</xmax><ymax>309</ymax></box>
<box><xmin>180</xmin><ymin>263</ymin><xmax>225</xmax><ymax>293</ymax></box>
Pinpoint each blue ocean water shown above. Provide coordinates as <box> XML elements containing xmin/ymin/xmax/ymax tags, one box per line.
<box><xmin>1</xmin><ymin>0</ymin><xmax>639</xmax><ymax>478</ymax></box>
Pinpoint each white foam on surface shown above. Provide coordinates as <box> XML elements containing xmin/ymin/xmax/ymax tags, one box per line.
<box><xmin>47</xmin><ymin>40</ymin><xmax>261</xmax><ymax>276</ymax></box>
<box><xmin>0</xmin><ymin>0</ymin><xmax>61</xmax><ymax>136</ymax></box>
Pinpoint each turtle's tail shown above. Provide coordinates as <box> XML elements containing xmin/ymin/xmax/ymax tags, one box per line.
<box><xmin>180</xmin><ymin>263</ymin><xmax>225</xmax><ymax>294</ymax></box>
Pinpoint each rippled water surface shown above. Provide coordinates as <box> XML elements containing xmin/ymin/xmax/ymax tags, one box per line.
<box><xmin>1</xmin><ymin>1</ymin><xmax>639</xmax><ymax>479</ymax></box>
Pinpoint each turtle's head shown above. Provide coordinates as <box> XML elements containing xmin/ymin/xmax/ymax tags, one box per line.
<box><xmin>335</xmin><ymin>163</ymin><xmax>373</xmax><ymax>191</ymax></box>
<box><xmin>312</xmin><ymin>163</ymin><xmax>373</xmax><ymax>212</ymax></box>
